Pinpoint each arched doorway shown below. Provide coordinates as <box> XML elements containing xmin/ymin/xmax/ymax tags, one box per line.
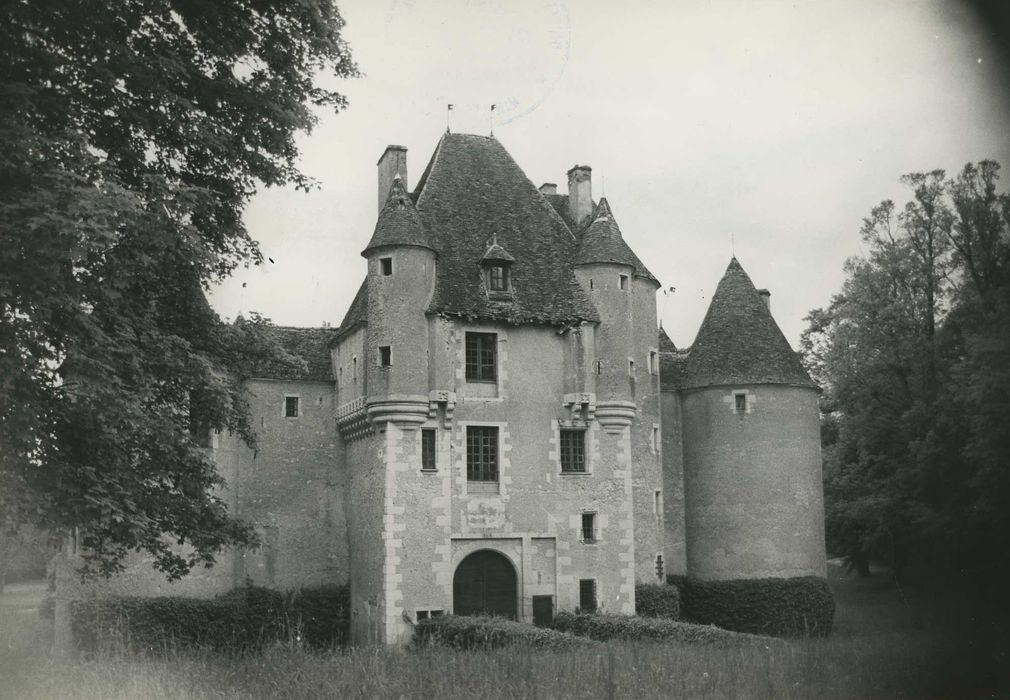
<box><xmin>453</xmin><ymin>550</ymin><xmax>518</xmax><ymax>619</ymax></box>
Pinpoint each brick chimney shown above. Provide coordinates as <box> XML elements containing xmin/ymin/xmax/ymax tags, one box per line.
<box><xmin>757</xmin><ymin>288</ymin><xmax>771</xmax><ymax>311</ymax></box>
<box><xmin>377</xmin><ymin>145</ymin><xmax>407</xmax><ymax>214</ymax></box>
<box><xmin>567</xmin><ymin>165</ymin><xmax>592</xmax><ymax>227</ymax></box>
<box><xmin>539</xmin><ymin>182</ymin><xmax>558</xmax><ymax>195</ymax></box>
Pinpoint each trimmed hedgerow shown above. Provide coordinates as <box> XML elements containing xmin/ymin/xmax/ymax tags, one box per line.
<box><xmin>412</xmin><ymin>615</ymin><xmax>594</xmax><ymax>651</ymax></box>
<box><xmin>668</xmin><ymin>575</ymin><xmax>834</xmax><ymax>637</ymax></box>
<box><xmin>71</xmin><ymin>584</ymin><xmax>349</xmax><ymax>654</ymax></box>
<box><xmin>552</xmin><ymin>611</ymin><xmax>775</xmax><ymax>647</ymax></box>
<box><xmin>635</xmin><ymin>583</ymin><xmax>681</xmax><ymax>619</ymax></box>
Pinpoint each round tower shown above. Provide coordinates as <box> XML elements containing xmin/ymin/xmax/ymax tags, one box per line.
<box><xmin>361</xmin><ymin>167</ymin><xmax>436</xmax><ymax>427</ymax></box>
<box><xmin>680</xmin><ymin>258</ymin><xmax>826</xmax><ymax>580</ymax></box>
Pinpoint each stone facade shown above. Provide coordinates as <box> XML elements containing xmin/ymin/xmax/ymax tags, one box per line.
<box><xmin>55</xmin><ymin>132</ymin><xmax>827</xmax><ymax>648</ymax></box>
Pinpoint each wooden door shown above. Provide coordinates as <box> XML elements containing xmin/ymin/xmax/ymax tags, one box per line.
<box><xmin>453</xmin><ymin>550</ymin><xmax>517</xmax><ymax>620</ymax></box>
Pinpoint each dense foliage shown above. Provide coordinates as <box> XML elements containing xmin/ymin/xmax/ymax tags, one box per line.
<box><xmin>634</xmin><ymin>583</ymin><xmax>681</xmax><ymax>620</ymax></box>
<box><xmin>70</xmin><ymin>584</ymin><xmax>349</xmax><ymax>653</ymax></box>
<box><xmin>413</xmin><ymin>615</ymin><xmax>591</xmax><ymax>651</ymax></box>
<box><xmin>668</xmin><ymin>575</ymin><xmax>835</xmax><ymax>637</ymax></box>
<box><xmin>551</xmin><ymin>611</ymin><xmax>773</xmax><ymax>647</ymax></box>
<box><xmin>801</xmin><ymin>162</ymin><xmax>1010</xmax><ymax>583</ymax></box>
<box><xmin>0</xmin><ymin>2</ymin><xmax>357</xmax><ymax>579</ymax></box>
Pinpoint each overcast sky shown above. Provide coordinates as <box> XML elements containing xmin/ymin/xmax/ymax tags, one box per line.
<box><xmin>209</xmin><ymin>0</ymin><xmax>1010</xmax><ymax>350</ymax></box>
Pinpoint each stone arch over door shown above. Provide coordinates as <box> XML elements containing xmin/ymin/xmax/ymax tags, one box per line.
<box><xmin>452</xmin><ymin>549</ymin><xmax>518</xmax><ymax>620</ymax></box>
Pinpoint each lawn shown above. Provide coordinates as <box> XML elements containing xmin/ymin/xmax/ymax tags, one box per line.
<box><xmin>0</xmin><ymin>564</ymin><xmax>999</xmax><ymax>700</ymax></box>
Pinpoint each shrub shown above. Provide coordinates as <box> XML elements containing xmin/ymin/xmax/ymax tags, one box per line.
<box><xmin>668</xmin><ymin>575</ymin><xmax>834</xmax><ymax>637</ymax></box>
<box><xmin>413</xmin><ymin>615</ymin><xmax>593</xmax><ymax>651</ymax></box>
<box><xmin>71</xmin><ymin>584</ymin><xmax>350</xmax><ymax>654</ymax></box>
<box><xmin>552</xmin><ymin>611</ymin><xmax>774</xmax><ymax>647</ymax></box>
<box><xmin>635</xmin><ymin>583</ymin><xmax>680</xmax><ymax>619</ymax></box>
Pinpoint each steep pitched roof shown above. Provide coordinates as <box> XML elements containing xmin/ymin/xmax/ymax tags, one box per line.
<box><xmin>574</xmin><ymin>198</ymin><xmax>657</xmax><ymax>282</ymax></box>
<box><xmin>252</xmin><ymin>326</ymin><xmax>335</xmax><ymax>382</ymax></box>
<box><xmin>362</xmin><ymin>175</ymin><xmax>432</xmax><ymax>254</ymax></box>
<box><xmin>414</xmin><ymin>133</ymin><xmax>598</xmax><ymax>324</ymax></box>
<box><xmin>334</xmin><ymin>279</ymin><xmax>367</xmax><ymax>342</ymax></box>
<box><xmin>682</xmin><ymin>258</ymin><xmax>816</xmax><ymax>390</ymax></box>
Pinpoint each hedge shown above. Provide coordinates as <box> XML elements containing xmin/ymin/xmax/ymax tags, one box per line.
<box><xmin>668</xmin><ymin>575</ymin><xmax>834</xmax><ymax>637</ymax></box>
<box><xmin>71</xmin><ymin>584</ymin><xmax>349</xmax><ymax>654</ymax></box>
<box><xmin>552</xmin><ymin>612</ymin><xmax>775</xmax><ymax>647</ymax></box>
<box><xmin>413</xmin><ymin>615</ymin><xmax>594</xmax><ymax>651</ymax></box>
<box><xmin>635</xmin><ymin>583</ymin><xmax>681</xmax><ymax>619</ymax></box>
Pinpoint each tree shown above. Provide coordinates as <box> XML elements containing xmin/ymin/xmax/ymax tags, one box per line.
<box><xmin>0</xmin><ymin>1</ymin><xmax>357</xmax><ymax>579</ymax></box>
<box><xmin>802</xmin><ymin>161</ymin><xmax>1010</xmax><ymax>583</ymax></box>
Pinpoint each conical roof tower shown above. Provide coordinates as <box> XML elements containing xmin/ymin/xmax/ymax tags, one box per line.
<box><xmin>574</xmin><ymin>198</ymin><xmax>656</xmax><ymax>282</ymax></box>
<box><xmin>361</xmin><ymin>175</ymin><xmax>433</xmax><ymax>256</ymax></box>
<box><xmin>683</xmin><ymin>258</ymin><xmax>815</xmax><ymax>389</ymax></box>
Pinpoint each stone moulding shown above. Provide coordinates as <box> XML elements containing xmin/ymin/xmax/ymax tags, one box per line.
<box><xmin>336</xmin><ymin>395</ymin><xmax>373</xmax><ymax>441</ymax></box>
<box><xmin>428</xmin><ymin>389</ymin><xmax>457</xmax><ymax>427</ymax></box>
<box><xmin>595</xmin><ymin>400</ymin><xmax>637</xmax><ymax>432</ymax></box>
<box><xmin>366</xmin><ymin>395</ymin><xmax>430</xmax><ymax>430</ymax></box>
<box><xmin>562</xmin><ymin>392</ymin><xmax>596</xmax><ymax>422</ymax></box>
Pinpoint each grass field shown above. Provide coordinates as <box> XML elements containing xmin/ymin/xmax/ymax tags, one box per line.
<box><xmin>0</xmin><ymin>564</ymin><xmax>1001</xmax><ymax>699</ymax></box>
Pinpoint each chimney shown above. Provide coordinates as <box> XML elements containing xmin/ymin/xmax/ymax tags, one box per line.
<box><xmin>757</xmin><ymin>288</ymin><xmax>771</xmax><ymax>311</ymax></box>
<box><xmin>567</xmin><ymin>165</ymin><xmax>592</xmax><ymax>227</ymax></box>
<box><xmin>377</xmin><ymin>145</ymin><xmax>407</xmax><ymax>214</ymax></box>
<box><xmin>539</xmin><ymin>182</ymin><xmax>558</xmax><ymax>195</ymax></box>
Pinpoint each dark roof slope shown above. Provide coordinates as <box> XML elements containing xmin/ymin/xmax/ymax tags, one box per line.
<box><xmin>252</xmin><ymin>326</ymin><xmax>335</xmax><ymax>382</ymax></box>
<box><xmin>334</xmin><ymin>279</ymin><xmax>367</xmax><ymax>341</ymax></box>
<box><xmin>362</xmin><ymin>175</ymin><xmax>432</xmax><ymax>254</ymax></box>
<box><xmin>414</xmin><ymin>133</ymin><xmax>598</xmax><ymax>324</ymax></box>
<box><xmin>574</xmin><ymin>198</ymin><xmax>657</xmax><ymax>282</ymax></box>
<box><xmin>682</xmin><ymin>258</ymin><xmax>816</xmax><ymax>390</ymax></box>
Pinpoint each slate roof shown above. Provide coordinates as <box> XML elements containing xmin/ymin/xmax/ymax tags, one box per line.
<box><xmin>252</xmin><ymin>326</ymin><xmax>335</xmax><ymax>382</ymax></box>
<box><xmin>544</xmin><ymin>193</ymin><xmax>581</xmax><ymax>232</ymax></box>
<box><xmin>574</xmin><ymin>198</ymin><xmax>657</xmax><ymax>282</ymax></box>
<box><xmin>362</xmin><ymin>175</ymin><xmax>432</xmax><ymax>254</ymax></box>
<box><xmin>681</xmin><ymin>258</ymin><xmax>816</xmax><ymax>390</ymax></box>
<box><xmin>334</xmin><ymin>279</ymin><xmax>367</xmax><ymax>341</ymax></box>
<box><xmin>481</xmin><ymin>238</ymin><xmax>515</xmax><ymax>263</ymax></box>
<box><xmin>415</xmin><ymin>133</ymin><xmax>598</xmax><ymax>324</ymax></box>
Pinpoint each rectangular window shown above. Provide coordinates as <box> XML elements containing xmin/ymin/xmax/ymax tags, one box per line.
<box><xmin>352</xmin><ymin>356</ymin><xmax>357</xmax><ymax>380</ymax></box>
<box><xmin>595</xmin><ymin>360</ymin><xmax>602</xmax><ymax>375</ymax></box>
<box><xmin>619</xmin><ymin>274</ymin><xmax>629</xmax><ymax>290</ymax></box>
<box><xmin>380</xmin><ymin>257</ymin><xmax>393</xmax><ymax>276</ymax></box>
<box><xmin>489</xmin><ymin>265</ymin><xmax>507</xmax><ymax>291</ymax></box>
<box><xmin>654</xmin><ymin>489</ymin><xmax>663</xmax><ymax>518</ymax></box>
<box><xmin>629</xmin><ymin>359</ymin><xmax>636</xmax><ymax>377</ymax></box>
<box><xmin>579</xmin><ymin>579</ymin><xmax>597</xmax><ymax>612</ymax></box>
<box><xmin>649</xmin><ymin>350</ymin><xmax>658</xmax><ymax>374</ymax></box>
<box><xmin>284</xmin><ymin>396</ymin><xmax>300</xmax><ymax>418</ymax></box>
<box><xmin>379</xmin><ymin>345</ymin><xmax>392</xmax><ymax>367</ymax></box>
<box><xmin>560</xmin><ymin>429</ymin><xmax>586</xmax><ymax>473</ymax></box>
<box><xmin>466</xmin><ymin>425</ymin><xmax>499</xmax><ymax>482</ymax></box>
<box><xmin>431</xmin><ymin>609</ymin><xmax>444</xmax><ymax>618</ymax></box>
<box><xmin>735</xmin><ymin>393</ymin><xmax>747</xmax><ymax>412</ymax></box>
<box><xmin>581</xmin><ymin>512</ymin><xmax>597</xmax><ymax>543</ymax></box>
<box><xmin>465</xmin><ymin>332</ymin><xmax>497</xmax><ymax>382</ymax></box>
<box><xmin>421</xmin><ymin>429</ymin><xmax>436</xmax><ymax>471</ymax></box>
<box><xmin>416</xmin><ymin>610</ymin><xmax>429</xmax><ymax>621</ymax></box>
<box><xmin>651</xmin><ymin>425</ymin><xmax>660</xmax><ymax>453</ymax></box>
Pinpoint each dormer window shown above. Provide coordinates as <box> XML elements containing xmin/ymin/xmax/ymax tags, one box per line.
<box><xmin>489</xmin><ymin>264</ymin><xmax>508</xmax><ymax>291</ymax></box>
<box><xmin>480</xmin><ymin>234</ymin><xmax>515</xmax><ymax>296</ymax></box>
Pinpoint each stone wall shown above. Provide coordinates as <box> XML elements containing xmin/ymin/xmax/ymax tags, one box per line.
<box><xmin>680</xmin><ymin>384</ymin><xmax>826</xmax><ymax>580</ymax></box>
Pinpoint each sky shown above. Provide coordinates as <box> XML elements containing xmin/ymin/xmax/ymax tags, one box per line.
<box><xmin>209</xmin><ymin>0</ymin><xmax>1010</xmax><ymax>350</ymax></box>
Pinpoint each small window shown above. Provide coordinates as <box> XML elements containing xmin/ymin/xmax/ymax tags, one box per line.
<box><xmin>465</xmin><ymin>332</ymin><xmax>497</xmax><ymax>382</ymax></box>
<box><xmin>560</xmin><ymin>429</ymin><xmax>586</xmax><ymax>473</ymax></box>
<box><xmin>655</xmin><ymin>554</ymin><xmax>665</xmax><ymax>580</ymax></box>
<box><xmin>579</xmin><ymin>579</ymin><xmax>597</xmax><ymax>612</ymax></box>
<box><xmin>416</xmin><ymin>610</ymin><xmax>429</xmax><ymax>621</ymax></box>
<box><xmin>619</xmin><ymin>274</ymin><xmax>629</xmax><ymax>291</ymax></box>
<box><xmin>489</xmin><ymin>265</ymin><xmax>508</xmax><ymax>291</ymax></box>
<box><xmin>380</xmin><ymin>257</ymin><xmax>393</xmax><ymax>276</ymax></box>
<box><xmin>651</xmin><ymin>426</ymin><xmax>660</xmax><ymax>453</ymax></box>
<box><xmin>629</xmin><ymin>359</ymin><xmax>636</xmax><ymax>377</ymax></box>
<box><xmin>649</xmin><ymin>350</ymin><xmax>658</xmax><ymax>374</ymax></box>
<box><xmin>654</xmin><ymin>489</ymin><xmax>663</xmax><ymax>518</ymax></box>
<box><xmin>581</xmin><ymin>512</ymin><xmax>597</xmax><ymax>543</ymax></box>
<box><xmin>284</xmin><ymin>396</ymin><xmax>300</xmax><ymax>418</ymax></box>
<box><xmin>735</xmin><ymin>393</ymin><xmax>747</xmax><ymax>412</ymax></box>
<box><xmin>379</xmin><ymin>345</ymin><xmax>392</xmax><ymax>367</ymax></box>
<box><xmin>595</xmin><ymin>360</ymin><xmax>602</xmax><ymax>375</ymax></box>
<box><xmin>352</xmin><ymin>356</ymin><xmax>357</xmax><ymax>380</ymax></box>
<box><xmin>421</xmin><ymin>428</ymin><xmax>436</xmax><ymax>471</ymax></box>
<box><xmin>466</xmin><ymin>425</ymin><xmax>499</xmax><ymax>482</ymax></box>
<box><xmin>589</xmin><ymin>279</ymin><xmax>594</xmax><ymax>290</ymax></box>
<box><xmin>431</xmin><ymin>609</ymin><xmax>444</xmax><ymax>618</ymax></box>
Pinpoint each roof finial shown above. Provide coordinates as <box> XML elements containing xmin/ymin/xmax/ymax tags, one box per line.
<box><xmin>489</xmin><ymin>103</ymin><xmax>496</xmax><ymax>136</ymax></box>
<box><xmin>446</xmin><ymin>103</ymin><xmax>453</xmax><ymax>133</ymax></box>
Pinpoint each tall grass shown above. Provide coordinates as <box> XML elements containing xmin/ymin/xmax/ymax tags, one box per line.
<box><xmin>0</xmin><ymin>566</ymin><xmax>997</xmax><ymax>700</ymax></box>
